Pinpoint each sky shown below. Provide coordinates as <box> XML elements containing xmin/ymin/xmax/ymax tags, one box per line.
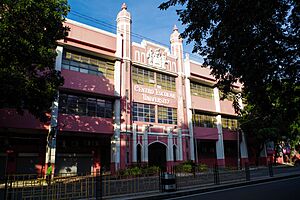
<box><xmin>67</xmin><ymin>0</ymin><xmax>203</xmax><ymax>62</ymax></box>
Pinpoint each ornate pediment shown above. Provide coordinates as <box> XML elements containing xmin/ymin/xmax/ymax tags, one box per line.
<box><xmin>147</xmin><ymin>48</ymin><xmax>167</xmax><ymax>69</ymax></box>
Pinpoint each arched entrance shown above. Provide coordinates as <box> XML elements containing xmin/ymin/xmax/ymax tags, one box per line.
<box><xmin>148</xmin><ymin>142</ymin><xmax>166</xmax><ymax>169</ymax></box>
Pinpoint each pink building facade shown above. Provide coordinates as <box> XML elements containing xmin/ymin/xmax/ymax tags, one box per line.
<box><xmin>0</xmin><ymin>4</ymin><xmax>255</xmax><ymax>175</ymax></box>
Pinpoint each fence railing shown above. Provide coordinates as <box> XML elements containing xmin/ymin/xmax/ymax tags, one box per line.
<box><xmin>1</xmin><ymin>173</ymin><xmax>96</xmax><ymax>200</ymax></box>
<box><xmin>0</xmin><ymin>162</ymin><xmax>291</xmax><ymax>200</ymax></box>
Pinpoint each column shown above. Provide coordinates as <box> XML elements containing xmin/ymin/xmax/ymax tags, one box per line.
<box><xmin>45</xmin><ymin>46</ymin><xmax>63</xmax><ymax>176</ymax></box>
<box><xmin>184</xmin><ymin>54</ymin><xmax>195</xmax><ymax>161</ymax></box>
<box><xmin>142</xmin><ymin>126</ymin><xmax>148</xmax><ymax>163</ymax></box>
<box><xmin>116</xmin><ymin>3</ymin><xmax>132</xmax><ymax>170</ymax></box>
<box><xmin>238</xmin><ymin>97</ymin><xmax>249</xmax><ymax>167</ymax></box>
<box><xmin>260</xmin><ymin>143</ymin><xmax>268</xmax><ymax>165</ymax></box>
<box><xmin>132</xmin><ymin>124</ymin><xmax>137</xmax><ymax>163</ymax></box>
<box><xmin>240</xmin><ymin>130</ymin><xmax>249</xmax><ymax>167</ymax></box>
<box><xmin>214</xmin><ymin>88</ymin><xmax>225</xmax><ymax>167</ymax></box>
<box><xmin>178</xmin><ymin>128</ymin><xmax>183</xmax><ymax>161</ymax></box>
<box><xmin>167</xmin><ymin>128</ymin><xmax>174</xmax><ymax>170</ymax></box>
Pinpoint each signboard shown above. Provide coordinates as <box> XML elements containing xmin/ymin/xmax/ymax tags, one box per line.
<box><xmin>133</xmin><ymin>85</ymin><xmax>176</xmax><ymax>106</ymax></box>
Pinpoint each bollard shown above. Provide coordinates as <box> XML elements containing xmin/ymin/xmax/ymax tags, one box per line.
<box><xmin>268</xmin><ymin>162</ymin><xmax>274</xmax><ymax>177</ymax></box>
<box><xmin>245</xmin><ymin>163</ymin><xmax>250</xmax><ymax>181</ymax></box>
<box><xmin>161</xmin><ymin>173</ymin><xmax>176</xmax><ymax>192</ymax></box>
<box><xmin>214</xmin><ymin>164</ymin><xmax>220</xmax><ymax>185</ymax></box>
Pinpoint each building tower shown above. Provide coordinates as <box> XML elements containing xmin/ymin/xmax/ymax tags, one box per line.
<box><xmin>170</xmin><ymin>25</ymin><xmax>194</xmax><ymax>161</ymax></box>
<box><xmin>112</xmin><ymin>3</ymin><xmax>132</xmax><ymax>172</ymax></box>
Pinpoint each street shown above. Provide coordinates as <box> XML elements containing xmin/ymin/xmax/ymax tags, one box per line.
<box><xmin>166</xmin><ymin>176</ymin><xmax>300</xmax><ymax>200</ymax></box>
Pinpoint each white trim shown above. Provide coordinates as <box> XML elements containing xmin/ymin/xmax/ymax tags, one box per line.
<box><xmin>141</xmin><ymin>40</ymin><xmax>169</xmax><ymax>52</ymax></box>
<box><xmin>148</xmin><ymin>140</ymin><xmax>168</xmax><ymax>147</ymax></box>
<box><xmin>55</xmin><ymin>46</ymin><xmax>63</xmax><ymax>71</ymax></box>
<box><xmin>66</xmin><ymin>18</ymin><xmax>116</xmax><ymax>37</ymax></box>
<box><xmin>190</xmin><ymin>59</ymin><xmax>204</xmax><ymax>66</ymax></box>
<box><xmin>132</xmin><ymin>42</ymin><xmax>144</xmax><ymax>48</ymax></box>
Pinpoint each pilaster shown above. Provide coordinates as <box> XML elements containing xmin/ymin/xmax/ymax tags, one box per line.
<box><xmin>142</xmin><ymin>126</ymin><xmax>148</xmax><ymax>163</ymax></box>
<box><xmin>184</xmin><ymin>54</ymin><xmax>195</xmax><ymax>161</ymax></box>
<box><xmin>132</xmin><ymin>124</ymin><xmax>137</xmax><ymax>163</ymax></box>
<box><xmin>214</xmin><ymin>88</ymin><xmax>225</xmax><ymax>167</ymax></box>
<box><xmin>178</xmin><ymin>128</ymin><xmax>183</xmax><ymax>161</ymax></box>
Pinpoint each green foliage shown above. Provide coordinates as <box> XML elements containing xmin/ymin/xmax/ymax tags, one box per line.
<box><xmin>182</xmin><ymin>163</ymin><xmax>192</xmax><ymax>173</ymax></box>
<box><xmin>175</xmin><ymin>162</ymin><xmax>208</xmax><ymax>173</ymax></box>
<box><xmin>175</xmin><ymin>161</ymin><xmax>194</xmax><ymax>173</ymax></box>
<box><xmin>142</xmin><ymin>166</ymin><xmax>160</xmax><ymax>174</ymax></box>
<box><xmin>0</xmin><ymin>0</ymin><xmax>70</xmax><ymax>122</ymax></box>
<box><xmin>160</xmin><ymin>0</ymin><xmax>300</xmax><ymax>159</ymax></box>
<box><xmin>118</xmin><ymin>165</ymin><xmax>160</xmax><ymax>177</ymax></box>
<box><xmin>197</xmin><ymin>163</ymin><xmax>208</xmax><ymax>172</ymax></box>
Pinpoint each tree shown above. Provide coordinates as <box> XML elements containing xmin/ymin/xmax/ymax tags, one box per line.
<box><xmin>160</xmin><ymin>0</ymin><xmax>300</xmax><ymax>161</ymax></box>
<box><xmin>0</xmin><ymin>0</ymin><xmax>69</xmax><ymax>122</ymax></box>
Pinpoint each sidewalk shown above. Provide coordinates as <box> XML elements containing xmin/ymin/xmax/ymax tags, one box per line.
<box><xmin>105</xmin><ymin>166</ymin><xmax>300</xmax><ymax>200</ymax></box>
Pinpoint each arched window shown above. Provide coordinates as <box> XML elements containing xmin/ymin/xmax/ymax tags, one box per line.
<box><xmin>135</xmin><ymin>51</ymin><xmax>140</xmax><ymax>62</ymax></box>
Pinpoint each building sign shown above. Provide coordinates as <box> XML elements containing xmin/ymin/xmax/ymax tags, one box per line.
<box><xmin>134</xmin><ymin>85</ymin><xmax>175</xmax><ymax>105</ymax></box>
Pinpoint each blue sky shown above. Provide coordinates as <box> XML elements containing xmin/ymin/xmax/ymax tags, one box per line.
<box><xmin>68</xmin><ymin>0</ymin><xmax>202</xmax><ymax>62</ymax></box>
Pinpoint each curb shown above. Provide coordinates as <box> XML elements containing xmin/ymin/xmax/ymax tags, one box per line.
<box><xmin>126</xmin><ymin>173</ymin><xmax>300</xmax><ymax>200</ymax></box>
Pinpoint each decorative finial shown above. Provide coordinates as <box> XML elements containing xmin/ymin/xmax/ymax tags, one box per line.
<box><xmin>173</xmin><ymin>25</ymin><xmax>178</xmax><ymax>31</ymax></box>
<box><xmin>121</xmin><ymin>3</ymin><xmax>127</xmax><ymax>10</ymax></box>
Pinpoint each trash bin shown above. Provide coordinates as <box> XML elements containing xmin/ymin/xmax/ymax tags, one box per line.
<box><xmin>161</xmin><ymin>173</ymin><xmax>176</xmax><ymax>192</ymax></box>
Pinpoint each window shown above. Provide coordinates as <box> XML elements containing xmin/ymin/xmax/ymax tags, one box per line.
<box><xmin>221</xmin><ymin>117</ymin><xmax>238</xmax><ymax>130</ymax></box>
<box><xmin>132</xmin><ymin>102</ymin><xmax>155</xmax><ymax>122</ymax></box>
<box><xmin>59</xmin><ymin>93</ymin><xmax>113</xmax><ymax>118</ymax></box>
<box><xmin>219</xmin><ymin>91</ymin><xmax>236</xmax><ymax>101</ymax></box>
<box><xmin>132</xmin><ymin>66</ymin><xmax>155</xmax><ymax>87</ymax></box>
<box><xmin>158</xmin><ymin>106</ymin><xmax>177</xmax><ymax>124</ymax></box>
<box><xmin>132</xmin><ymin>66</ymin><xmax>176</xmax><ymax>91</ymax></box>
<box><xmin>192</xmin><ymin>113</ymin><xmax>217</xmax><ymax>128</ymax></box>
<box><xmin>156</xmin><ymin>73</ymin><xmax>176</xmax><ymax>91</ymax></box>
<box><xmin>191</xmin><ymin>82</ymin><xmax>214</xmax><ymax>99</ymax></box>
<box><xmin>62</xmin><ymin>51</ymin><xmax>114</xmax><ymax>79</ymax></box>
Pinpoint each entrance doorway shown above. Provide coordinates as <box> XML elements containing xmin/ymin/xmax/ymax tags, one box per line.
<box><xmin>148</xmin><ymin>142</ymin><xmax>166</xmax><ymax>169</ymax></box>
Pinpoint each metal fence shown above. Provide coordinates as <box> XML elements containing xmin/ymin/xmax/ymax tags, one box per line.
<box><xmin>0</xmin><ymin>163</ymin><xmax>282</xmax><ymax>200</ymax></box>
<box><xmin>102</xmin><ymin>173</ymin><xmax>160</xmax><ymax>196</ymax></box>
<box><xmin>1</xmin><ymin>173</ymin><xmax>96</xmax><ymax>200</ymax></box>
<box><xmin>0</xmin><ymin>171</ymin><xmax>161</xmax><ymax>199</ymax></box>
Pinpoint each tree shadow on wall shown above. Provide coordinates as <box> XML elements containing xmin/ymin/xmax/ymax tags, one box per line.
<box><xmin>58</xmin><ymin>69</ymin><xmax>116</xmax><ymax>134</ymax></box>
